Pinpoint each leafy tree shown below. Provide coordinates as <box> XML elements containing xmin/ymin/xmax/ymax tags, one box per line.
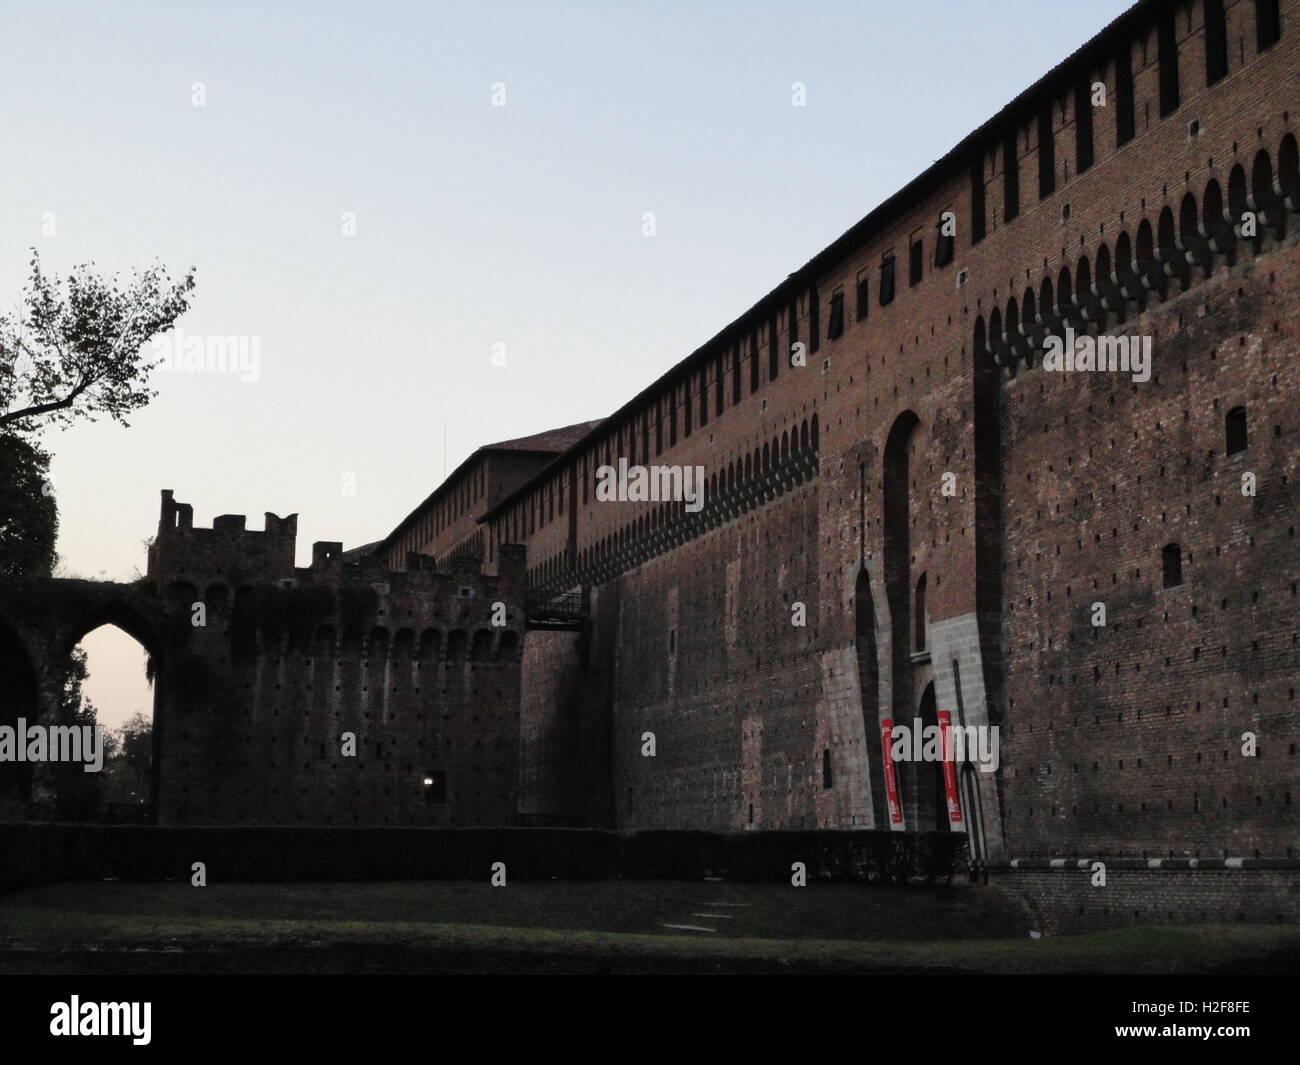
<box><xmin>101</xmin><ymin>712</ymin><xmax>153</xmax><ymax>805</ymax></box>
<box><xmin>51</xmin><ymin>647</ymin><xmax>103</xmax><ymax>816</ymax></box>
<box><xmin>0</xmin><ymin>250</ymin><xmax>196</xmax><ymax>432</ymax></box>
<box><xmin>0</xmin><ymin>431</ymin><xmax>57</xmax><ymax>576</ymax></box>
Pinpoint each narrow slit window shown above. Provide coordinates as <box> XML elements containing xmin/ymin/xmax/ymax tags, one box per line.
<box><xmin>909</xmin><ymin>238</ymin><xmax>923</xmax><ymax>286</ymax></box>
<box><xmin>934</xmin><ymin>213</ymin><xmax>954</xmax><ymax>267</ymax></box>
<box><xmin>1162</xmin><ymin>544</ymin><xmax>1183</xmax><ymax>588</ymax></box>
<box><xmin>1226</xmin><ymin>406</ymin><xmax>1248</xmax><ymax>454</ymax></box>
<box><xmin>1205</xmin><ymin>0</ymin><xmax>1228</xmax><ymax>85</ymax></box>
<box><xmin>822</xmin><ymin>748</ymin><xmax>833</xmax><ymax>789</ymax></box>
<box><xmin>915</xmin><ymin>572</ymin><xmax>927</xmax><ymax>651</ymax></box>
<box><xmin>1257</xmin><ymin>0</ymin><xmax>1281</xmax><ymax>52</ymax></box>
<box><xmin>1075</xmin><ymin>79</ymin><xmax>1094</xmax><ymax>173</ymax></box>
<box><xmin>855</xmin><ymin>273</ymin><xmax>870</xmax><ymax>321</ymax></box>
<box><xmin>809</xmin><ymin>288</ymin><xmax>820</xmax><ymax>354</ymax></box>
<box><xmin>1038</xmin><ymin>106</ymin><xmax>1055</xmax><ymax>198</ymax></box>
<box><xmin>1116</xmin><ymin>47</ymin><xmax>1135</xmax><ymax>146</ymax></box>
<box><xmin>788</xmin><ymin>297</ymin><xmax>799</xmax><ymax>366</ymax></box>
<box><xmin>879</xmin><ymin>253</ymin><xmax>896</xmax><ymax>306</ymax></box>
<box><xmin>1158</xmin><ymin>8</ymin><xmax>1180</xmax><ymax>117</ymax></box>
<box><xmin>970</xmin><ymin>156</ymin><xmax>987</xmax><ymax>243</ymax></box>
<box><xmin>1003</xmin><ymin>130</ymin><xmax>1020</xmax><ymax>221</ymax></box>
<box><xmin>827</xmin><ymin>291</ymin><xmax>845</xmax><ymax>339</ymax></box>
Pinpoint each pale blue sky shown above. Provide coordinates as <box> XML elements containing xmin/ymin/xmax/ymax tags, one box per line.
<box><xmin>0</xmin><ymin>0</ymin><xmax>1133</xmax><ymax>726</ymax></box>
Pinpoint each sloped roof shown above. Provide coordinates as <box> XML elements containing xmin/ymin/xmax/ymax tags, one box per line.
<box><xmin>369</xmin><ymin>417</ymin><xmax>603</xmax><ymax>558</ymax></box>
<box><xmin>482</xmin><ymin>419</ymin><xmax>604</xmax><ymax>454</ymax></box>
<box><xmin>341</xmin><ymin>540</ymin><xmax>383</xmax><ymax>562</ymax></box>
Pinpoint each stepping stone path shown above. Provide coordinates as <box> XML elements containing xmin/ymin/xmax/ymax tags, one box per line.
<box><xmin>659</xmin><ymin>898</ymin><xmax>750</xmax><ymax>935</ymax></box>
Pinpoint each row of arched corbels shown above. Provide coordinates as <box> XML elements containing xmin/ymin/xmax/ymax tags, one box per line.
<box><xmin>528</xmin><ymin>419</ymin><xmax>821</xmax><ymax>598</ymax></box>
<box><xmin>977</xmin><ymin>134</ymin><xmax>1299</xmax><ymax>374</ymax></box>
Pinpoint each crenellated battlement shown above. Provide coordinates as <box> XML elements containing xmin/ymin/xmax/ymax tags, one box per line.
<box><xmin>148</xmin><ymin>490</ymin><xmax>298</xmax><ymax>584</ymax></box>
<box><xmin>147</xmin><ymin>490</ymin><xmax>527</xmax><ymax>613</ymax></box>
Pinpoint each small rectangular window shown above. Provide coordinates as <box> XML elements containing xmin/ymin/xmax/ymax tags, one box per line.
<box><xmin>1205</xmin><ymin>0</ymin><xmax>1228</xmax><ymax>85</ymax></box>
<box><xmin>1225</xmin><ymin>406</ymin><xmax>1248</xmax><ymax>454</ymax></box>
<box><xmin>1115</xmin><ymin>49</ymin><xmax>1135</xmax><ymax>145</ymax></box>
<box><xmin>1157</xmin><ymin>8</ymin><xmax>1180</xmax><ymax>116</ymax></box>
<box><xmin>809</xmin><ymin>288</ymin><xmax>820</xmax><ymax>354</ymax></box>
<box><xmin>879</xmin><ymin>253</ymin><xmax>896</xmax><ymax>306</ymax></box>
<box><xmin>1003</xmin><ymin>130</ymin><xmax>1020</xmax><ymax>221</ymax></box>
<box><xmin>1037</xmin><ymin>106</ymin><xmax>1055</xmax><ymax>198</ymax></box>
<box><xmin>749</xmin><ymin>332</ymin><xmax>759</xmax><ymax>393</ymax></box>
<box><xmin>1162</xmin><ymin>544</ymin><xmax>1183</xmax><ymax>588</ymax></box>
<box><xmin>908</xmin><ymin>238</ymin><xmax>923</xmax><ymax>286</ymax></box>
<box><xmin>1256</xmin><ymin>0</ymin><xmax>1281</xmax><ymax>52</ymax></box>
<box><xmin>768</xmin><ymin>316</ymin><xmax>780</xmax><ymax>381</ymax></box>
<box><xmin>822</xmin><ymin>748</ymin><xmax>833</xmax><ymax>789</ymax></box>
<box><xmin>1074</xmin><ymin>79</ymin><xmax>1094</xmax><ymax>173</ymax></box>
<box><xmin>934</xmin><ymin>214</ymin><xmax>954</xmax><ymax>267</ymax></box>
<box><xmin>855</xmin><ymin>272</ymin><xmax>870</xmax><ymax>320</ymax></box>
<box><xmin>970</xmin><ymin>157</ymin><xmax>987</xmax><ymax>243</ymax></box>
<box><xmin>827</xmin><ymin>291</ymin><xmax>845</xmax><ymax>339</ymax></box>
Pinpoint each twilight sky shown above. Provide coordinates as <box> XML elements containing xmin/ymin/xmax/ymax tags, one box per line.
<box><xmin>0</xmin><ymin>0</ymin><xmax>1133</xmax><ymax>728</ymax></box>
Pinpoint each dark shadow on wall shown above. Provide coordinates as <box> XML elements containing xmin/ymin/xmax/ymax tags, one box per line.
<box><xmin>0</xmin><ymin>616</ymin><xmax>38</xmax><ymax>813</ymax></box>
<box><xmin>854</xmin><ymin>568</ymin><xmax>888</xmax><ymax>828</ymax></box>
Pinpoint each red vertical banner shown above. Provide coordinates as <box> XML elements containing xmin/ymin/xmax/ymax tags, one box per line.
<box><xmin>937</xmin><ymin>709</ymin><xmax>963</xmax><ymax>825</ymax></box>
<box><xmin>880</xmin><ymin>718</ymin><xmax>904</xmax><ymax>826</ymax></box>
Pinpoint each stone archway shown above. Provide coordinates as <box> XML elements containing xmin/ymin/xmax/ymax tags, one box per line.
<box><xmin>0</xmin><ymin>579</ymin><xmax>173</xmax><ymax>820</ymax></box>
<box><xmin>882</xmin><ymin>411</ymin><xmax>920</xmax><ymax>727</ymax></box>
<box><xmin>916</xmin><ymin>681</ymin><xmax>946</xmax><ymax>831</ymax></box>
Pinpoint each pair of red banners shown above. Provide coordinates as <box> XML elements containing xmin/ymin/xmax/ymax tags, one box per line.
<box><xmin>880</xmin><ymin>711</ymin><xmax>963</xmax><ymax>826</ymax></box>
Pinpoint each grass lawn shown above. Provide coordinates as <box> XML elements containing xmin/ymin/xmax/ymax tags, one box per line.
<box><xmin>0</xmin><ymin>879</ymin><xmax>1295</xmax><ymax>974</ymax></box>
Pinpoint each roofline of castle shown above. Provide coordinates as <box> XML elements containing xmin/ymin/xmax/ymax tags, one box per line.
<box><xmin>479</xmin><ymin>0</ymin><xmax>1159</xmax><ymax>524</ymax></box>
<box><xmin>370</xmin><ymin>439</ymin><xmax>602</xmax><ymax>559</ymax></box>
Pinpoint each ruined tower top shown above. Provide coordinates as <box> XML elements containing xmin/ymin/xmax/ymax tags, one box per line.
<box><xmin>148</xmin><ymin>489</ymin><xmax>298</xmax><ymax>584</ymax></box>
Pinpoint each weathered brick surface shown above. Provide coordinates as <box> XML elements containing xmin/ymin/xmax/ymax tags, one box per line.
<box><xmin>146</xmin><ymin>495</ymin><xmax>527</xmax><ymax>827</ymax></box>
<box><xmin>990</xmin><ymin>868</ymin><xmax>1298</xmax><ymax>934</ymax></box>
<box><xmin>462</xmin><ymin>0</ymin><xmax>1300</xmax><ymax>922</ymax></box>
<box><xmin>5</xmin><ymin>0</ymin><xmax>1289</xmax><ymax>929</ymax></box>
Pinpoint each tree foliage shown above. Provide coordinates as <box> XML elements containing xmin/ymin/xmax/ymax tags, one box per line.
<box><xmin>0</xmin><ymin>250</ymin><xmax>196</xmax><ymax>432</ymax></box>
<box><xmin>52</xmin><ymin>647</ymin><xmax>102</xmax><ymax>815</ymax></box>
<box><xmin>100</xmin><ymin>712</ymin><xmax>153</xmax><ymax>805</ymax></box>
<box><xmin>0</xmin><ymin>431</ymin><xmax>58</xmax><ymax>577</ymax></box>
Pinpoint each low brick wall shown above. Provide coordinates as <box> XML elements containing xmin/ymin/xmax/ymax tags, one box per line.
<box><xmin>985</xmin><ymin>861</ymin><xmax>1300</xmax><ymax>934</ymax></box>
<box><xmin>0</xmin><ymin>823</ymin><xmax>966</xmax><ymax>889</ymax></box>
